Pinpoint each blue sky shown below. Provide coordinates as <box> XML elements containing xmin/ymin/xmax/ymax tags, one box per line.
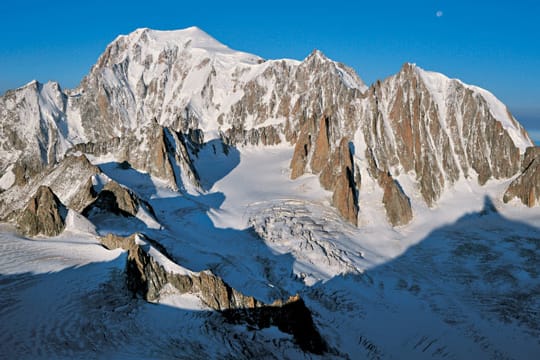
<box><xmin>1</xmin><ymin>0</ymin><xmax>538</xmax><ymax>140</ymax></box>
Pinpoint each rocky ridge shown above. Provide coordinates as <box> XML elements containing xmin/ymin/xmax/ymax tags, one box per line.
<box><xmin>0</xmin><ymin>27</ymin><xmax>535</xmax><ymax>230</ymax></box>
<box><xmin>17</xmin><ymin>185</ymin><xmax>67</xmax><ymax>237</ymax></box>
<box><xmin>83</xmin><ymin>180</ymin><xmax>154</xmax><ymax>218</ymax></box>
<box><xmin>100</xmin><ymin>233</ymin><xmax>327</xmax><ymax>354</ymax></box>
<box><xmin>291</xmin><ymin>115</ymin><xmax>359</xmax><ymax>224</ymax></box>
<box><xmin>0</xmin><ymin>155</ymin><xmax>100</xmax><ymax>221</ymax></box>
<box><xmin>359</xmin><ymin>63</ymin><xmax>529</xmax><ymax>209</ymax></box>
<box><xmin>504</xmin><ymin>146</ymin><xmax>540</xmax><ymax>206</ymax></box>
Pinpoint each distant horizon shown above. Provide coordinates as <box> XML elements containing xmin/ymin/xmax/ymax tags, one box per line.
<box><xmin>1</xmin><ymin>1</ymin><xmax>538</xmax><ymax>142</ymax></box>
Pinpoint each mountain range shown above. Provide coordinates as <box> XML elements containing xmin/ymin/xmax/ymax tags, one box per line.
<box><xmin>0</xmin><ymin>27</ymin><xmax>538</xmax><ymax>359</ymax></box>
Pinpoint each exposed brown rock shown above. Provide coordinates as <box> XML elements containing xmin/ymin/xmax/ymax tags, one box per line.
<box><xmin>103</xmin><ymin>181</ymin><xmax>139</xmax><ymax>215</ymax></box>
<box><xmin>83</xmin><ymin>180</ymin><xmax>144</xmax><ymax>217</ymax></box>
<box><xmin>12</xmin><ymin>161</ymin><xmax>37</xmax><ymax>187</ymax></box>
<box><xmin>379</xmin><ymin>171</ymin><xmax>413</xmax><ymax>226</ymax></box>
<box><xmin>1</xmin><ymin>32</ymin><xmax>532</xmax><ymax>231</ymax></box>
<box><xmin>107</xmin><ymin>233</ymin><xmax>262</xmax><ymax>309</ymax></box>
<box><xmin>362</xmin><ymin>63</ymin><xmax>525</xmax><ymax>207</ymax></box>
<box><xmin>365</xmin><ymin>148</ymin><xmax>413</xmax><ymax>226</ymax></box>
<box><xmin>67</xmin><ymin>124</ymin><xmax>201</xmax><ymax>192</ymax></box>
<box><xmin>223</xmin><ymin>124</ymin><xmax>282</xmax><ymax>146</ymax></box>
<box><xmin>310</xmin><ymin>116</ymin><xmax>330</xmax><ymax>173</ymax></box>
<box><xmin>329</xmin><ymin>138</ymin><xmax>358</xmax><ymax>225</ymax></box>
<box><xmin>290</xmin><ymin>130</ymin><xmax>311</xmax><ymax>180</ymax></box>
<box><xmin>503</xmin><ymin>146</ymin><xmax>540</xmax><ymax>207</ymax></box>
<box><xmin>101</xmin><ymin>234</ymin><xmax>328</xmax><ymax>354</ymax></box>
<box><xmin>101</xmin><ymin>233</ymin><xmax>137</xmax><ymax>251</ymax></box>
<box><xmin>100</xmin><ymin>233</ymin><xmax>327</xmax><ymax>354</ymax></box>
<box><xmin>0</xmin><ymin>154</ymin><xmax>100</xmax><ymax>222</ymax></box>
<box><xmin>66</xmin><ymin>123</ymin><xmax>179</xmax><ymax>188</ymax></box>
<box><xmin>17</xmin><ymin>185</ymin><xmax>66</xmax><ymax>237</ymax></box>
<box><xmin>521</xmin><ymin>146</ymin><xmax>540</xmax><ymax>172</ymax></box>
<box><xmin>170</xmin><ymin>129</ymin><xmax>202</xmax><ymax>185</ymax></box>
<box><xmin>290</xmin><ymin>114</ymin><xmax>358</xmax><ymax>225</ymax></box>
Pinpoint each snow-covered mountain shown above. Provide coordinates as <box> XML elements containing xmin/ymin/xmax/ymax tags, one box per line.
<box><xmin>0</xmin><ymin>27</ymin><xmax>539</xmax><ymax>359</ymax></box>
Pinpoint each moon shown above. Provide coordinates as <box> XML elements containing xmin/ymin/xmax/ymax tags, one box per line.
<box><xmin>436</xmin><ymin>10</ymin><xmax>444</xmax><ymax>17</ymax></box>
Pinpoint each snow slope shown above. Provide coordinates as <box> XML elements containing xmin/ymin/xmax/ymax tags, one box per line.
<box><xmin>417</xmin><ymin>66</ymin><xmax>532</xmax><ymax>152</ymax></box>
<box><xmin>1</xmin><ymin>141</ymin><xmax>540</xmax><ymax>358</ymax></box>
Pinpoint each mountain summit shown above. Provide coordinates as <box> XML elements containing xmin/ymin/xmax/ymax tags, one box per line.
<box><xmin>1</xmin><ymin>26</ymin><xmax>533</xmax><ymax>224</ymax></box>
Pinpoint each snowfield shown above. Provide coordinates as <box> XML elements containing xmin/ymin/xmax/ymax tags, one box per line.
<box><xmin>1</xmin><ymin>144</ymin><xmax>539</xmax><ymax>359</ymax></box>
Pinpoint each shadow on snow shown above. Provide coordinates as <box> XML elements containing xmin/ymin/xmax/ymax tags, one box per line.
<box><xmin>307</xmin><ymin>196</ymin><xmax>540</xmax><ymax>358</ymax></box>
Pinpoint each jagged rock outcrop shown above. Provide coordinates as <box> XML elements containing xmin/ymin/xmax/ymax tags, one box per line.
<box><xmin>100</xmin><ymin>233</ymin><xmax>327</xmax><ymax>354</ymax></box>
<box><xmin>95</xmin><ymin>181</ymin><xmax>138</xmax><ymax>215</ymax></box>
<box><xmin>364</xmin><ymin>147</ymin><xmax>413</xmax><ymax>226</ymax></box>
<box><xmin>17</xmin><ymin>185</ymin><xmax>67</xmax><ymax>237</ymax></box>
<box><xmin>310</xmin><ymin>116</ymin><xmax>331</xmax><ymax>172</ymax></box>
<box><xmin>68</xmin><ymin>177</ymin><xmax>98</xmax><ymax>213</ymax></box>
<box><xmin>11</xmin><ymin>158</ymin><xmax>46</xmax><ymax>188</ymax></box>
<box><xmin>290</xmin><ymin>129</ymin><xmax>312</xmax><ymax>180</ymax></box>
<box><xmin>68</xmin><ymin>122</ymin><xmax>200</xmax><ymax>191</ymax></box>
<box><xmin>379</xmin><ymin>171</ymin><xmax>413</xmax><ymax>226</ymax></box>
<box><xmin>222</xmin><ymin>124</ymin><xmax>282</xmax><ymax>146</ymax></box>
<box><xmin>504</xmin><ymin>146</ymin><xmax>540</xmax><ymax>206</ymax></box>
<box><xmin>291</xmin><ymin>115</ymin><xmax>359</xmax><ymax>225</ymax></box>
<box><xmin>328</xmin><ymin>138</ymin><xmax>359</xmax><ymax>225</ymax></box>
<box><xmin>83</xmin><ymin>180</ymin><xmax>154</xmax><ymax>218</ymax></box>
<box><xmin>0</xmin><ymin>154</ymin><xmax>100</xmax><ymax>221</ymax></box>
<box><xmin>101</xmin><ymin>233</ymin><xmax>261</xmax><ymax>308</ymax></box>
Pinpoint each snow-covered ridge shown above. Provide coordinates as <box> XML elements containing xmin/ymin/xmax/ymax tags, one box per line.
<box><xmin>116</xmin><ymin>26</ymin><xmax>263</xmax><ymax>65</ymax></box>
<box><xmin>134</xmin><ymin>234</ymin><xmax>195</xmax><ymax>276</ymax></box>
<box><xmin>415</xmin><ymin>65</ymin><xmax>532</xmax><ymax>152</ymax></box>
<box><xmin>78</xmin><ymin>26</ymin><xmax>369</xmax><ymax>142</ymax></box>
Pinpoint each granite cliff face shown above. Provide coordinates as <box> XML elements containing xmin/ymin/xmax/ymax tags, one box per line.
<box><xmin>0</xmin><ymin>27</ymin><xmax>534</xmax><ymax>229</ymax></box>
<box><xmin>504</xmin><ymin>146</ymin><xmax>540</xmax><ymax>207</ymax></box>
<box><xmin>360</xmin><ymin>63</ymin><xmax>529</xmax><ymax>206</ymax></box>
<box><xmin>291</xmin><ymin>115</ymin><xmax>359</xmax><ymax>224</ymax></box>
<box><xmin>0</xmin><ymin>155</ymin><xmax>99</xmax><ymax>221</ymax></box>
<box><xmin>17</xmin><ymin>185</ymin><xmax>67</xmax><ymax>237</ymax></box>
<box><xmin>83</xmin><ymin>180</ymin><xmax>151</xmax><ymax>218</ymax></box>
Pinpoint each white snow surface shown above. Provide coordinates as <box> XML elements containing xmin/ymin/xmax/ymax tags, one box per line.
<box><xmin>135</xmin><ymin>234</ymin><xmax>194</xmax><ymax>276</ymax></box>
<box><xmin>0</xmin><ymin>224</ymin><xmax>121</xmax><ymax>276</ymax></box>
<box><xmin>417</xmin><ymin>66</ymin><xmax>533</xmax><ymax>152</ymax></box>
<box><xmin>0</xmin><ymin>164</ymin><xmax>15</xmax><ymax>190</ymax></box>
<box><xmin>155</xmin><ymin>283</ymin><xmax>209</xmax><ymax>311</ymax></box>
<box><xmin>64</xmin><ymin>209</ymin><xmax>97</xmax><ymax>235</ymax></box>
<box><xmin>124</xmin><ymin>27</ymin><xmax>263</xmax><ymax>65</ymax></box>
<box><xmin>1</xmin><ymin>141</ymin><xmax>540</xmax><ymax>358</ymax></box>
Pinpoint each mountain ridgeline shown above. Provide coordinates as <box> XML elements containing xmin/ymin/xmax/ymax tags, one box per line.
<box><xmin>0</xmin><ymin>27</ymin><xmax>537</xmax><ymax>227</ymax></box>
<box><xmin>1</xmin><ymin>27</ymin><xmax>540</xmax><ymax>359</ymax></box>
